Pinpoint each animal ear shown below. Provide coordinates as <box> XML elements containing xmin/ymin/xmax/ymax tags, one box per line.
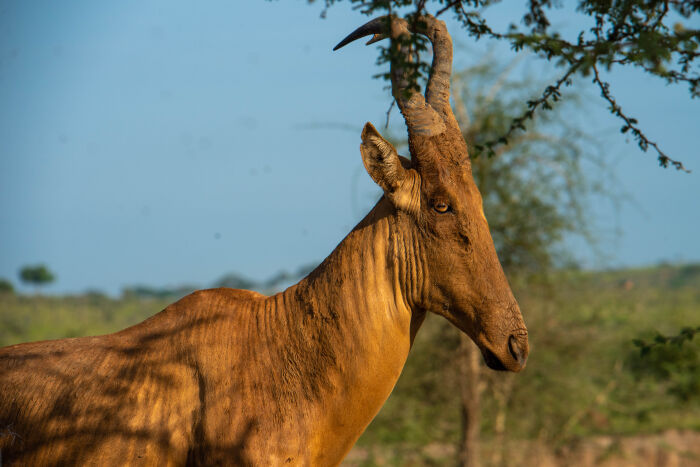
<box><xmin>360</xmin><ymin>122</ymin><xmax>418</xmax><ymax>211</ymax></box>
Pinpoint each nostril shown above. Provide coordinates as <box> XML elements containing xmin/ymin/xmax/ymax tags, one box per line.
<box><xmin>508</xmin><ymin>335</ymin><xmax>526</xmax><ymax>367</ymax></box>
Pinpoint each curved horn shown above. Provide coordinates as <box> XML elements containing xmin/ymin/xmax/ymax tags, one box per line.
<box><xmin>333</xmin><ymin>17</ymin><xmax>388</xmax><ymax>51</ymax></box>
<box><xmin>335</xmin><ymin>15</ymin><xmax>455</xmax><ymax>123</ymax></box>
<box><xmin>334</xmin><ymin>16</ymin><xmax>446</xmax><ymax>137</ymax></box>
<box><xmin>417</xmin><ymin>15</ymin><xmax>453</xmax><ymax>118</ymax></box>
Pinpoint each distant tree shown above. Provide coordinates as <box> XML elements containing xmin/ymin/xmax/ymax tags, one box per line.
<box><xmin>629</xmin><ymin>326</ymin><xmax>700</xmax><ymax>402</ymax></box>
<box><xmin>19</xmin><ymin>265</ymin><xmax>55</xmax><ymax>293</ymax></box>
<box><xmin>214</xmin><ymin>273</ymin><xmax>258</xmax><ymax>291</ymax></box>
<box><xmin>121</xmin><ymin>284</ymin><xmax>198</xmax><ymax>301</ymax></box>
<box><xmin>262</xmin><ymin>263</ymin><xmax>320</xmax><ymax>291</ymax></box>
<box><xmin>0</xmin><ymin>278</ymin><xmax>14</xmax><ymax>294</ymax></box>
<box><xmin>214</xmin><ymin>262</ymin><xmax>320</xmax><ymax>294</ymax></box>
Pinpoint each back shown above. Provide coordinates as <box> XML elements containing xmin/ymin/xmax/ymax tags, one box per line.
<box><xmin>0</xmin><ymin>288</ymin><xmax>261</xmax><ymax>465</ymax></box>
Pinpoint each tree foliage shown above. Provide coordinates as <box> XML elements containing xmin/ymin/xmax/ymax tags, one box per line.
<box><xmin>453</xmin><ymin>58</ymin><xmax>613</xmax><ymax>274</ymax></box>
<box><xmin>313</xmin><ymin>0</ymin><xmax>698</xmax><ymax>170</ymax></box>
<box><xmin>18</xmin><ymin>265</ymin><xmax>55</xmax><ymax>289</ymax></box>
<box><xmin>629</xmin><ymin>326</ymin><xmax>700</xmax><ymax>402</ymax></box>
<box><xmin>0</xmin><ymin>278</ymin><xmax>14</xmax><ymax>295</ymax></box>
<box><xmin>214</xmin><ymin>262</ymin><xmax>318</xmax><ymax>293</ymax></box>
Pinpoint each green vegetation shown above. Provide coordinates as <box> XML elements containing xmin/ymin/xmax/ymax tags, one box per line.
<box><xmin>0</xmin><ymin>278</ymin><xmax>14</xmax><ymax>295</ymax></box>
<box><xmin>0</xmin><ymin>294</ymin><xmax>167</xmax><ymax>347</ymax></box>
<box><xmin>1</xmin><ymin>263</ymin><xmax>697</xmax><ymax>465</ymax></box>
<box><xmin>352</xmin><ymin>264</ymin><xmax>700</xmax><ymax>464</ymax></box>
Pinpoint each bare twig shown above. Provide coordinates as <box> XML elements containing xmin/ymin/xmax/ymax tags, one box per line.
<box><xmin>436</xmin><ymin>0</ymin><xmax>461</xmax><ymax>18</ymax></box>
<box><xmin>385</xmin><ymin>100</ymin><xmax>395</xmax><ymax>129</ymax></box>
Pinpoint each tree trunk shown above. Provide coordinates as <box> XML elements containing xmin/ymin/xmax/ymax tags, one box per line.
<box><xmin>458</xmin><ymin>334</ymin><xmax>483</xmax><ymax>467</ymax></box>
<box><xmin>489</xmin><ymin>377</ymin><xmax>514</xmax><ymax>467</ymax></box>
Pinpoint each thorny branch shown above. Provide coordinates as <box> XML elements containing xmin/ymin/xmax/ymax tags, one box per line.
<box><xmin>592</xmin><ymin>64</ymin><xmax>689</xmax><ymax>172</ymax></box>
<box><xmin>633</xmin><ymin>326</ymin><xmax>700</xmax><ymax>356</ymax></box>
<box><xmin>474</xmin><ymin>63</ymin><xmax>580</xmax><ymax>159</ymax></box>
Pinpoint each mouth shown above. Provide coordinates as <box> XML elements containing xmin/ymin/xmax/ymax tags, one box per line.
<box><xmin>481</xmin><ymin>345</ymin><xmax>509</xmax><ymax>371</ymax></box>
<box><xmin>440</xmin><ymin>303</ymin><xmax>529</xmax><ymax>371</ymax></box>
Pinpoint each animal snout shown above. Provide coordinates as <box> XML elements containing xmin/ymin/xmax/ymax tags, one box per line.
<box><xmin>508</xmin><ymin>333</ymin><xmax>528</xmax><ymax>371</ymax></box>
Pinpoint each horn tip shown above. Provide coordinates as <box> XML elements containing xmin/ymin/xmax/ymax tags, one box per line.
<box><xmin>333</xmin><ymin>40</ymin><xmax>349</xmax><ymax>51</ymax></box>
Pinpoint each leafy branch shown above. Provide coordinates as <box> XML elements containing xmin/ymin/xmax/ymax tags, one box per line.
<box><xmin>474</xmin><ymin>63</ymin><xmax>579</xmax><ymax>159</ymax></box>
<box><xmin>592</xmin><ymin>64</ymin><xmax>689</xmax><ymax>171</ymax></box>
<box><xmin>314</xmin><ymin>0</ymin><xmax>698</xmax><ymax>170</ymax></box>
<box><xmin>632</xmin><ymin>326</ymin><xmax>700</xmax><ymax>357</ymax></box>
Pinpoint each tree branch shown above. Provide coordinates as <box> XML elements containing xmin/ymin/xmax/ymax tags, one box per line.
<box><xmin>474</xmin><ymin>63</ymin><xmax>580</xmax><ymax>158</ymax></box>
<box><xmin>592</xmin><ymin>64</ymin><xmax>690</xmax><ymax>172</ymax></box>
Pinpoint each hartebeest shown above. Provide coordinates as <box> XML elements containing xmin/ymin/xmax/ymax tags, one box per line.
<box><xmin>0</xmin><ymin>15</ymin><xmax>528</xmax><ymax>465</ymax></box>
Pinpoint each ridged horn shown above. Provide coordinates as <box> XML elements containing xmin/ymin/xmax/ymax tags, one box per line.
<box><xmin>334</xmin><ymin>15</ymin><xmax>446</xmax><ymax>137</ymax></box>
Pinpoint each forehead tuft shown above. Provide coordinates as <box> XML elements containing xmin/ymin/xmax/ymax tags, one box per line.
<box><xmin>421</xmin><ymin>159</ymin><xmax>467</xmax><ymax>186</ymax></box>
<box><xmin>409</xmin><ymin>133</ymin><xmax>474</xmax><ymax>193</ymax></box>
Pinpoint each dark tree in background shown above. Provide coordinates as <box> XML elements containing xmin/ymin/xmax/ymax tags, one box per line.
<box><xmin>19</xmin><ymin>265</ymin><xmax>55</xmax><ymax>294</ymax></box>
<box><xmin>454</xmin><ymin>60</ymin><xmax>613</xmax><ymax>275</ymax></box>
<box><xmin>312</xmin><ymin>0</ymin><xmax>698</xmax><ymax>171</ymax></box>
<box><xmin>0</xmin><ymin>278</ymin><xmax>14</xmax><ymax>295</ymax></box>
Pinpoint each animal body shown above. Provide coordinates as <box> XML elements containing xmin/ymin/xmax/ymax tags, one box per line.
<box><xmin>0</xmin><ymin>15</ymin><xmax>528</xmax><ymax>466</ymax></box>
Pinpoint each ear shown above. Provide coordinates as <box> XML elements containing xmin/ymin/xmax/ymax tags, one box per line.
<box><xmin>360</xmin><ymin>122</ymin><xmax>419</xmax><ymax>212</ymax></box>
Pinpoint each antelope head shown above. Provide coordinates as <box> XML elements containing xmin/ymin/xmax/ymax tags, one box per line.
<box><xmin>335</xmin><ymin>15</ymin><xmax>528</xmax><ymax>372</ymax></box>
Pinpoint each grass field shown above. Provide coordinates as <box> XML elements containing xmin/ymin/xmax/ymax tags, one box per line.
<box><xmin>1</xmin><ymin>264</ymin><xmax>699</xmax><ymax>465</ymax></box>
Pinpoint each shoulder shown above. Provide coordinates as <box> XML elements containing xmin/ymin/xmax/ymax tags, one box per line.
<box><xmin>179</xmin><ymin>287</ymin><xmax>267</xmax><ymax>305</ymax></box>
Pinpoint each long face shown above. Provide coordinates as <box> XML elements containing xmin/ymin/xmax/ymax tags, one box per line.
<box><xmin>337</xmin><ymin>15</ymin><xmax>529</xmax><ymax>371</ymax></box>
<box><xmin>410</xmin><ymin>132</ymin><xmax>528</xmax><ymax>372</ymax></box>
<box><xmin>360</xmin><ymin>124</ymin><xmax>528</xmax><ymax>372</ymax></box>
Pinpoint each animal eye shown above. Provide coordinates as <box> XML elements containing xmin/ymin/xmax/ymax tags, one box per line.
<box><xmin>434</xmin><ymin>202</ymin><xmax>450</xmax><ymax>213</ymax></box>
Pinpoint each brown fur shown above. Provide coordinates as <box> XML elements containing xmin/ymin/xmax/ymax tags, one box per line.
<box><xmin>1</xmin><ymin>203</ymin><xmax>422</xmax><ymax>465</ymax></box>
<box><xmin>0</xmin><ymin>15</ymin><xmax>528</xmax><ymax>465</ymax></box>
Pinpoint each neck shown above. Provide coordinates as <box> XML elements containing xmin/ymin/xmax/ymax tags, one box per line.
<box><xmin>272</xmin><ymin>198</ymin><xmax>424</xmax><ymax>463</ymax></box>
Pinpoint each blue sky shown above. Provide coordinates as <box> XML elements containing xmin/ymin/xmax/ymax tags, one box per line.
<box><xmin>1</xmin><ymin>1</ymin><xmax>698</xmax><ymax>295</ymax></box>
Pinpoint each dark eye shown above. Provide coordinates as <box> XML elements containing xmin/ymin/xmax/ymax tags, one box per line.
<box><xmin>434</xmin><ymin>201</ymin><xmax>450</xmax><ymax>213</ymax></box>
